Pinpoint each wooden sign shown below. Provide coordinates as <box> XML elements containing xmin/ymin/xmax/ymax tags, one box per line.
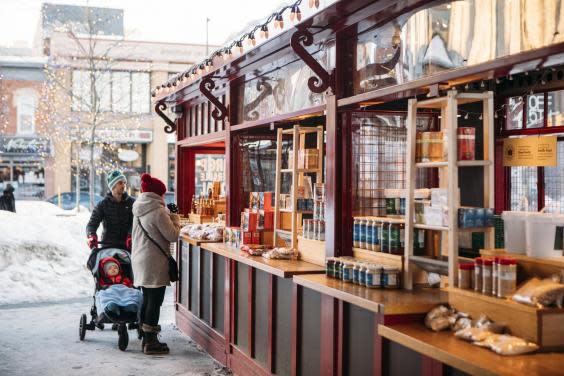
<box><xmin>503</xmin><ymin>136</ymin><xmax>557</xmax><ymax>167</ymax></box>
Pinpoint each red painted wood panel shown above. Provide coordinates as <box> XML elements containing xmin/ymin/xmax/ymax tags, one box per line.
<box><xmin>422</xmin><ymin>356</ymin><xmax>444</xmax><ymax>376</ymax></box>
<box><xmin>337</xmin><ymin>300</ymin><xmax>344</xmax><ymax>376</ymax></box>
<box><xmin>248</xmin><ymin>267</ymin><xmax>255</xmax><ymax>358</ymax></box>
<box><xmin>320</xmin><ymin>294</ymin><xmax>338</xmax><ymax>376</ymax></box>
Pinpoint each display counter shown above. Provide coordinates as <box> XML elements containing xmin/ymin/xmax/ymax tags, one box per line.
<box><xmin>378</xmin><ymin>323</ymin><xmax>564</xmax><ymax>376</ymax></box>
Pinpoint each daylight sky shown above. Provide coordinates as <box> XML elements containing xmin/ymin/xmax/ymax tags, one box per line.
<box><xmin>0</xmin><ymin>0</ymin><xmax>334</xmax><ymax>48</ymax></box>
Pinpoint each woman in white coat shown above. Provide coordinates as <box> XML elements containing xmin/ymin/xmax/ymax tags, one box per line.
<box><xmin>131</xmin><ymin>173</ymin><xmax>180</xmax><ymax>355</ymax></box>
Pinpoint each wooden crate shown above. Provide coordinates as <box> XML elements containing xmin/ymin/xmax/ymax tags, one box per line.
<box><xmin>297</xmin><ymin>236</ymin><xmax>325</xmax><ymax>266</ymax></box>
<box><xmin>188</xmin><ymin>213</ymin><xmax>214</xmax><ymax>224</ymax></box>
<box><xmin>448</xmin><ymin>287</ymin><xmax>564</xmax><ymax>351</ymax></box>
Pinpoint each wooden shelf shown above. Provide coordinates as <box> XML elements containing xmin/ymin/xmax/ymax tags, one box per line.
<box><xmin>200</xmin><ymin>242</ymin><xmax>325</xmax><ymax>278</ymax></box>
<box><xmin>413</xmin><ymin>224</ymin><xmax>449</xmax><ymax>231</ymax></box>
<box><xmin>480</xmin><ymin>248</ymin><xmax>564</xmax><ymax>268</ymax></box>
<box><xmin>362</xmin><ymin>216</ymin><xmax>405</xmax><ymax>224</ymax></box>
<box><xmin>457</xmin><ymin>160</ymin><xmax>493</xmax><ymax>167</ymax></box>
<box><xmin>179</xmin><ymin>234</ymin><xmax>221</xmax><ymax>247</ymax></box>
<box><xmin>352</xmin><ymin>248</ymin><xmax>403</xmax><ymax>269</ymax></box>
<box><xmin>448</xmin><ymin>287</ymin><xmax>564</xmax><ymax>351</ymax></box>
<box><xmin>378</xmin><ymin>323</ymin><xmax>564</xmax><ymax>376</ymax></box>
<box><xmin>416</xmin><ymin>161</ymin><xmax>448</xmax><ymax>168</ymax></box>
<box><xmin>409</xmin><ymin>255</ymin><xmax>449</xmax><ymax>275</ymax></box>
<box><xmin>292</xmin><ymin>274</ymin><xmax>446</xmax><ymax>315</ymax></box>
<box><xmin>279</xmin><ymin>208</ymin><xmax>313</xmax><ymax>214</ymax></box>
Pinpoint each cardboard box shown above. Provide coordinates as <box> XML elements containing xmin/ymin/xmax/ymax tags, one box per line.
<box><xmin>250</xmin><ymin>192</ymin><xmax>260</xmax><ymax>211</ymax></box>
<box><xmin>299</xmin><ymin>149</ymin><xmax>319</xmax><ymax>169</ymax></box>
<box><xmin>261</xmin><ymin>231</ymin><xmax>274</xmax><ymax>247</ymax></box>
<box><xmin>241</xmin><ymin>212</ymin><xmax>249</xmax><ymax>232</ymax></box>
<box><xmin>263</xmin><ymin>192</ymin><xmax>273</xmax><ymax>211</ymax></box>
<box><xmin>264</xmin><ymin>211</ymin><xmax>274</xmax><ymax>230</ymax></box>
<box><xmin>248</xmin><ymin>212</ymin><xmax>258</xmax><ymax>232</ymax></box>
<box><xmin>242</xmin><ymin>231</ymin><xmax>253</xmax><ymax>245</ymax></box>
<box><xmin>279</xmin><ymin>211</ymin><xmax>293</xmax><ymax>231</ymax></box>
<box><xmin>257</xmin><ymin>211</ymin><xmax>265</xmax><ymax>230</ymax></box>
<box><xmin>252</xmin><ymin>231</ymin><xmax>261</xmax><ymax>245</ymax></box>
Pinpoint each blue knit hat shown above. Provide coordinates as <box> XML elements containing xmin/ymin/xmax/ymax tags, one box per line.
<box><xmin>107</xmin><ymin>170</ymin><xmax>126</xmax><ymax>190</ymax></box>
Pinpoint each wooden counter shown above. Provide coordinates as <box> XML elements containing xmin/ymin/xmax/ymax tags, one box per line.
<box><xmin>200</xmin><ymin>242</ymin><xmax>325</xmax><ymax>278</ymax></box>
<box><xmin>378</xmin><ymin>323</ymin><xmax>564</xmax><ymax>376</ymax></box>
<box><xmin>179</xmin><ymin>234</ymin><xmax>221</xmax><ymax>246</ymax></box>
<box><xmin>292</xmin><ymin>274</ymin><xmax>446</xmax><ymax>315</ymax></box>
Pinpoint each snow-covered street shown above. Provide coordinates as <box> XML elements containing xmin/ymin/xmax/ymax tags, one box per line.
<box><xmin>0</xmin><ymin>292</ymin><xmax>229</xmax><ymax>376</ymax></box>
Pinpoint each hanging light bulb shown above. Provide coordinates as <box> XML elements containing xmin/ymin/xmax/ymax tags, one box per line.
<box><xmin>224</xmin><ymin>48</ymin><xmax>232</xmax><ymax>60</ymax></box>
<box><xmin>260</xmin><ymin>24</ymin><xmax>269</xmax><ymax>39</ymax></box>
<box><xmin>480</xmin><ymin>81</ymin><xmax>485</xmax><ymax>88</ymax></box>
<box><xmin>479</xmin><ymin>114</ymin><xmax>483</xmax><ymax>120</ymax></box>
<box><xmin>247</xmin><ymin>33</ymin><xmax>256</xmax><ymax>46</ymax></box>
<box><xmin>494</xmin><ymin>112</ymin><xmax>498</xmax><ymax>119</ymax></box>
<box><xmin>464</xmin><ymin>113</ymin><xmax>469</xmax><ymax>120</ymax></box>
<box><xmin>274</xmin><ymin>13</ymin><xmax>284</xmax><ymax>29</ymax></box>
<box><xmin>290</xmin><ymin>6</ymin><xmax>301</xmax><ymax>22</ymax></box>
<box><xmin>309</xmin><ymin>0</ymin><xmax>320</xmax><ymax>8</ymax></box>
<box><xmin>236</xmin><ymin>40</ymin><xmax>244</xmax><ymax>54</ymax></box>
<box><xmin>205</xmin><ymin>60</ymin><xmax>213</xmax><ymax>72</ymax></box>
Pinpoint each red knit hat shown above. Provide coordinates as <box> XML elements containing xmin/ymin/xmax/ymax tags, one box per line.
<box><xmin>140</xmin><ymin>173</ymin><xmax>166</xmax><ymax>196</ymax></box>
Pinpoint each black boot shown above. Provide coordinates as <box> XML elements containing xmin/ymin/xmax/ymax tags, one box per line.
<box><xmin>142</xmin><ymin>324</ymin><xmax>169</xmax><ymax>355</ymax></box>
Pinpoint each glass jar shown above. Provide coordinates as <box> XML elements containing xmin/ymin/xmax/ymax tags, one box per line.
<box><xmin>371</xmin><ymin>220</ymin><xmax>380</xmax><ymax>251</ymax></box>
<box><xmin>492</xmin><ymin>257</ymin><xmax>499</xmax><ymax>297</ymax></box>
<box><xmin>366</xmin><ymin>265</ymin><xmax>382</xmax><ymax>289</ymax></box>
<box><xmin>353</xmin><ymin>218</ymin><xmax>360</xmax><ymax>248</ymax></box>
<box><xmin>325</xmin><ymin>257</ymin><xmax>335</xmax><ymax>278</ymax></box>
<box><xmin>359</xmin><ymin>218</ymin><xmax>367</xmax><ymax>249</ymax></box>
<box><xmin>474</xmin><ymin>257</ymin><xmax>483</xmax><ymax>292</ymax></box>
<box><xmin>352</xmin><ymin>263</ymin><xmax>361</xmax><ymax>284</ymax></box>
<box><xmin>342</xmin><ymin>262</ymin><xmax>354</xmax><ymax>283</ymax></box>
<box><xmin>365</xmin><ymin>219</ymin><xmax>373</xmax><ymax>251</ymax></box>
<box><xmin>359</xmin><ymin>263</ymin><xmax>367</xmax><ymax>286</ymax></box>
<box><xmin>383</xmin><ymin>266</ymin><xmax>401</xmax><ymax>289</ymax></box>
<box><xmin>334</xmin><ymin>258</ymin><xmax>342</xmax><ymax>280</ymax></box>
<box><xmin>381</xmin><ymin>222</ymin><xmax>390</xmax><ymax>253</ymax></box>
<box><xmin>482</xmin><ymin>259</ymin><xmax>493</xmax><ymax>295</ymax></box>
<box><xmin>458</xmin><ymin>263</ymin><xmax>475</xmax><ymax>289</ymax></box>
<box><xmin>498</xmin><ymin>258</ymin><xmax>517</xmax><ymax>298</ymax></box>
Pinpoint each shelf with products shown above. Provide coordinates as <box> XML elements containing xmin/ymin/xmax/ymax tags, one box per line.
<box><xmin>404</xmin><ymin>90</ymin><xmax>495</xmax><ymax>290</ymax></box>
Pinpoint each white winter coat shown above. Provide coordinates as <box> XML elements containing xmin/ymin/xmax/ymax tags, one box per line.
<box><xmin>131</xmin><ymin>192</ymin><xmax>180</xmax><ymax>287</ymax></box>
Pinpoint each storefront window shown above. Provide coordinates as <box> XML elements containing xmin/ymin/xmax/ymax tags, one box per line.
<box><xmin>354</xmin><ymin>0</ymin><xmax>564</xmax><ymax>95</ymax></box>
<box><xmin>194</xmin><ymin>154</ymin><xmax>225</xmax><ymax>197</ymax></box>
<box><xmin>548</xmin><ymin>90</ymin><xmax>564</xmax><ymax>127</ymax></box>
<box><xmin>168</xmin><ymin>144</ymin><xmax>176</xmax><ymax>192</ymax></box>
<box><xmin>544</xmin><ymin>140</ymin><xmax>564</xmax><ymax>213</ymax></box>
<box><xmin>510</xmin><ymin>166</ymin><xmax>538</xmax><ymax>211</ymax></box>
<box><xmin>506</xmin><ymin>96</ymin><xmax>524</xmax><ymax>130</ymax></box>
<box><xmin>526</xmin><ymin>93</ymin><xmax>545</xmax><ymax>128</ymax></box>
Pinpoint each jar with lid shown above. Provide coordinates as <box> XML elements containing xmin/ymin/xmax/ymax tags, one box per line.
<box><xmin>358</xmin><ymin>264</ymin><xmax>367</xmax><ymax>286</ymax></box>
<box><xmin>371</xmin><ymin>221</ymin><xmax>380</xmax><ymax>251</ymax></box>
<box><xmin>365</xmin><ymin>219</ymin><xmax>373</xmax><ymax>251</ymax></box>
<box><xmin>318</xmin><ymin>220</ymin><xmax>326</xmax><ymax>241</ymax></box>
<box><xmin>325</xmin><ymin>257</ymin><xmax>335</xmax><ymax>278</ymax></box>
<box><xmin>497</xmin><ymin>258</ymin><xmax>517</xmax><ymax>298</ymax></box>
<box><xmin>389</xmin><ymin>223</ymin><xmax>404</xmax><ymax>255</ymax></box>
<box><xmin>352</xmin><ymin>263</ymin><xmax>362</xmax><ymax>284</ymax></box>
<box><xmin>381</xmin><ymin>222</ymin><xmax>390</xmax><ymax>253</ymax></box>
<box><xmin>482</xmin><ymin>259</ymin><xmax>493</xmax><ymax>295</ymax></box>
<box><xmin>353</xmin><ymin>218</ymin><xmax>360</xmax><ymax>248</ymax></box>
<box><xmin>382</xmin><ymin>266</ymin><xmax>401</xmax><ymax>289</ymax></box>
<box><xmin>366</xmin><ymin>265</ymin><xmax>382</xmax><ymax>289</ymax></box>
<box><xmin>492</xmin><ymin>257</ymin><xmax>500</xmax><ymax>297</ymax></box>
<box><xmin>359</xmin><ymin>218</ymin><xmax>367</xmax><ymax>249</ymax></box>
<box><xmin>474</xmin><ymin>257</ymin><xmax>483</xmax><ymax>292</ymax></box>
<box><xmin>334</xmin><ymin>258</ymin><xmax>342</xmax><ymax>280</ymax></box>
<box><xmin>342</xmin><ymin>262</ymin><xmax>354</xmax><ymax>283</ymax></box>
<box><xmin>458</xmin><ymin>263</ymin><xmax>475</xmax><ymax>289</ymax></box>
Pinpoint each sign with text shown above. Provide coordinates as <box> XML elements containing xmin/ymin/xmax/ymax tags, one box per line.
<box><xmin>0</xmin><ymin>137</ymin><xmax>51</xmax><ymax>156</ymax></box>
<box><xmin>503</xmin><ymin>136</ymin><xmax>557</xmax><ymax>167</ymax></box>
<box><xmin>195</xmin><ymin>154</ymin><xmax>225</xmax><ymax>197</ymax></box>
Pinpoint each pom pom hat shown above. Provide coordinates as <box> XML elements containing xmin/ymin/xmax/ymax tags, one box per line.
<box><xmin>140</xmin><ymin>173</ymin><xmax>166</xmax><ymax>196</ymax></box>
<box><xmin>107</xmin><ymin>170</ymin><xmax>126</xmax><ymax>190</ymax></box>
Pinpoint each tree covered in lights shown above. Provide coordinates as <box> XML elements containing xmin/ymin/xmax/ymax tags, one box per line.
<box><xmin>41</xmin><ymin>5</ymin><xmax>150</xmax><ymax>210</ymax></box>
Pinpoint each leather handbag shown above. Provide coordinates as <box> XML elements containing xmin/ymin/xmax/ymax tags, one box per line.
<box><xmin>137</xmin><ymin>218</ymin><xmax>179</xmax><ymax>282</ymax></box>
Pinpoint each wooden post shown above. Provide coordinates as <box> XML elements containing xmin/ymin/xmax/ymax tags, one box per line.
<box><xmin>325</xmin><ymin>94</ymin><xmax>341</xmax><ymax>257</ymax></box>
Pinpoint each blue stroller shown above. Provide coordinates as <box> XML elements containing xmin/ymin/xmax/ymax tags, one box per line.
<box><xmin>79</xmin><ymin>247</ymin><xmax>143</xmax><ymax>351</ymax></box>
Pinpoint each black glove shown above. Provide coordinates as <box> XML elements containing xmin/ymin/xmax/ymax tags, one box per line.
<box><xmin>167</xmin><ymin>203</ymin><xmax>179</xmax><ymax>214</ymax></box>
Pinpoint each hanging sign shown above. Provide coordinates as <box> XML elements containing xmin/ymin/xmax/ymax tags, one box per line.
<box><xmin>503</xmin><ymin>136</ymin><xmax>557</xmax><ymax>167</ymax></box>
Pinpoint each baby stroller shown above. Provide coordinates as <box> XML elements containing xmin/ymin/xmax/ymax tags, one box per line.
<box><xmin>79</xmin><ymin>246</ymin><xmax>142</xmax><ymax>351</ymax></box>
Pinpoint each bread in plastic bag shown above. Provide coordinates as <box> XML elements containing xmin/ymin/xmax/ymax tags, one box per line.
<box><xmin>424</xmin><ymin>305</ymin><xmax>457</xmax><ymax>332</ymax></box>
<box><xmin>512</xmin><ymin>277</ymin><xmax>564</xmax><ymax>308</ymax></box>
<box><xmin>454</xmin><ymin>327</ymin><xmax>494</xmax><ymax>342</ymax></box>
<box><xmin>478</xmin><ymin>334</ymin><xmax>539</xmax><ymax>356</ymax></box>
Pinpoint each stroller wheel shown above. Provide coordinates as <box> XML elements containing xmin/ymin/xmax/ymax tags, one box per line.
<box><xmin>79</xmin><ymin>314</ymin><xmax>87</xmax><ymax>341</ymax></box>
<box><xmin>96</xmin><ymin>322</ymin><xmax>105</xmax><ymax>331</ymax></box>
<box><xmin>118</xmin><ymin>325</ymin><xmax>129</xmax><ymax>351</ymax></box>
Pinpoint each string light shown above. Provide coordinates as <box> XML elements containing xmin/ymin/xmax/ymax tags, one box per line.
<box><xmin>274</xmin><ymin>13</ymin><xmax>284</xmax><ymax>29</ymax></box>
<box><xmin>309</xmin><ymin>0</ymin><xmax>320</xmax><ymax>8</ymax></box>
<box><xmin>260</xmin><ymin>25</ymin><xmax>269</xmax><ymax>39</ymax></box>
<box><xmin>290</xmin><ymin>5</ymin><xmax>302</xmax><ymax>22</ymax></box>
<box><xmin>236</xmin><ymin>40</ymin><xmax>244</xmax><ymax>54</ymax></box>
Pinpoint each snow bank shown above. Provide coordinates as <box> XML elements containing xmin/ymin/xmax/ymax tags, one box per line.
<box><xmin>0</xmin><ymin>201</ymin><xmax>94</xmax><ymax>305</ymax></box>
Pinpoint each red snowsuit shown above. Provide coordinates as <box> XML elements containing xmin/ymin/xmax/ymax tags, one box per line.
<box><xmin>98</xmin><ymin>257</ymin><xmax>133</xmax><ymax>288</ymax></box>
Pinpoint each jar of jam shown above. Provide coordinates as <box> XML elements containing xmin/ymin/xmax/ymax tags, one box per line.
<box><xmin>383</xmin><ymin>266</ymin><xmax>401</xmax><ymax>289</ymax></box>
<box><xmin>342</xmin><ymin>262</ymin><xmax>354</xmax><ymax>283</ymax></box>
<box><xmin>352</xmin><ymin>263</ymin><xmax>361</xmax><ymax>284</ymax></box>
<box><xmin>381</xmin><ymin>222</ymin><xmax>390</xmax><ymax>253</ymax></box>
<box><xmin>359</xmin><ymin>218</ymin><xmax>367</xmax><ymax>249</ymax></box>
<box><xmin>353</xmin><ymin>218</ymin><xmax>360</xmax><ymax>248</ymax></box>
<box><xmin>366</xmin><ymin>265</ymin><xmax>382</xmax><ymax>289</ymax></box>
<box><xmin>334</xmin><ymin>258</ymin><xmax>342</xmax><ymax>280</ymax></box>
<box><xmin>325</xmin><ymin>257</ymin><xmax>335</xmax><ymax>278</ymax></box>
<box><xmin>365</xmin><ymin>219</ymin><xmax>373</xmax><ymax>251</ymax></box>
<box><xmin>358</xmin><ymin>263</ymin><xmax>367</xmax><ymax>286</ymax></box>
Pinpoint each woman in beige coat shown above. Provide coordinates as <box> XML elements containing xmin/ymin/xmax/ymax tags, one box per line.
<box><xmin>131</xmin><ymin>173</ymin><xmax>180</xmax><ymax>355</ymax></box>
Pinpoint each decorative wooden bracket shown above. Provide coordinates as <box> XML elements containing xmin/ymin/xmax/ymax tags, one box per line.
<box><xmin>244</xmin><ymin>79</ymin><xmax>273</xmax><ymax>121</ymax></box>
<box><xmin>200</xmin><ymin>76</ymin><xmax>229</xmax><ymax>123</ymax></box>
<box><xmin>290</xmin><ymin>28</ymin><xmax>333</xmax><ymax>94</ymax></box>
<box><xmin>154</xmin><ymin>102</ymin><xmax>176</xmax><ymax>134</ymax></box>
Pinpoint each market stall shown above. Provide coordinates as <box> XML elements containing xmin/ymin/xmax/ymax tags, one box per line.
<box><xmin>153</xmin><ymin>0</ymin><xmax>564</xmax><ymax>375</ymax></box>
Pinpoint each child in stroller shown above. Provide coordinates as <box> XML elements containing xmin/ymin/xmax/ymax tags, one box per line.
<box><xmin>79</xmin><ymin>247</ymin><xmax>143</xmax><ymax>351</ymax></box>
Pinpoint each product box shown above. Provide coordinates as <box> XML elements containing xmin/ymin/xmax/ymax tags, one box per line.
<box><xmin>279</xmin><ymin>211</ymin><xmax>293</xmax><ymax>231</ymax></box>
<box><xmin>263</xmin><ymin>192</ymin><xmax>273</xmax><ymax>211</ymax></box>
<box><xmin>248</xmin><ymin>212</ymin><xmax>258</xmax><ymax>232</ymax></box>
<box><xmin>297</xmin><ymin>186</ymin><xmax>306</xmax><ymax>199</ymax></box>
<box><xmin>257</xmin><ymin>211</ymin><xmax>265</xmax><ymax>230</ymax></box>
<box><xmin>241</xmin><ymin>212</ymin><xmax>249</xmax><ymax>232</ymax></box>
<box><xmin>261</xmin><ymin>231</ymin><xmax>274</xmax><ymax>247</ymax></box>
<box><xmin>430</xmin><ymin>188</ymin><xmax>448</xmax><ymax>207</ymax></box>
<box><xmin>250</xmin><ymin>192</ymin><xmax>260</xmax><ymax>211</ymax></box>
<box><xmin>458</xmin><ymin>207</ymin><xmax>477</xmax><ymax>228</ymax></box>
<box><xmin>242</xmin><ymin>231</ymin><xmax>253</xmax><ymax>245</ymax></box>
<box><xmin>298</xmin><ymin>149</ymin><xmax>319</xmax><ymax>169</ymax></box>
<box><xmin>264</xmin><ymin>210</ymin><xmax>274</xmax><ymax>230</ymax></box>
<box><xmin>424</xmin><ymin>205</ymin><xmax>448</xmax><ymax>227</ymax></box>
<box><xmin>314</xmin><ymin>183</ymin><xmax>325</xmax><ymax>201</ymax></box>
<box><xmin>251</xmin><ymin>231</ymin><xmax>261</xmax><ymax>245</ymax></box>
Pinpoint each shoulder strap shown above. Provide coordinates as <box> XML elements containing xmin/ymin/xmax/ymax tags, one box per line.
<box><xmin>137</xmin><ymin>217</ymin><xmax>169</xmax><ymax>259</ymax></box>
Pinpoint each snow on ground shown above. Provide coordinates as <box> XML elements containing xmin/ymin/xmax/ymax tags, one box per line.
<box><xmin>0</xmin><ymin>201</ymin><xmax>93</xmax><ymax>305</ymax></box>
